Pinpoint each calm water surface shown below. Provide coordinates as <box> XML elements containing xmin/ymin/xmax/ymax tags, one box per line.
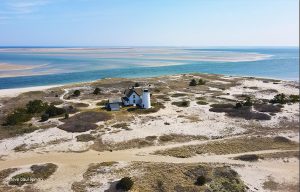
<box><xmin>0</xmin><ymin>47</ymin><xmax>298</xmax><ymax>89</ymax></box>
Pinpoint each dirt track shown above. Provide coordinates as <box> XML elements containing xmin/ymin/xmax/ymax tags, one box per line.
<box><xmin>0</xmin><ymin>143</ymin><xmax>298</xmax><ymax>191</ymax></box>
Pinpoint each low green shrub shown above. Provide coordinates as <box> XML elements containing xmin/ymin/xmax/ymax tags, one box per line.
<box><xmin>233</xmin><ymin>154</ymin><xmax>259</xmax><ymax>161</ymax></box>
<box><xmin>13</xmin><ymin>144</ymin><xmax>27</xmax><ymax>152</ymax></box>
<box><xmin>9</xmin><ymin>172</ymin><xmax>35</xmax><ymax>186</ymax></box>
<box><xmin>26</xmin><ymin>100</ymin><xmax>49</xmax><ymax>114</ymax></box>
<box><xmin>235</xmin><ymin>102</ymin><xmax>243</xmax><ymax>108</ymax></box>
<box><xmin>116</xmin><ymin>177</ymin><xmax>134</xmax><ymax>191</ymax></box>
<box><xmin>73</xmin><ymin>90</ymin><xmax>81</xmax><ymax>97</ymax></box>
<box><xmin>145</xmin><ymin>136</ymin><xmax>157</xmax><ymax>141</ymax></box>
<box><xmin>76</xmin><ymin>134</ymin><xmax>95</xmax><ymax>142</ymax></box>
<box><xmin>289</xmin><ymin>94</ymin><xmax>300</xmax><ymax>103</ymax></box>
<box><xmin>243</xmin><ymin>97</ymin><xmax>253</xmax><ymax>106</ymax></box>
<box><xmin>99</xmin><ymin>161</ymin><xmax>118</xmax><ymax>166</ymax></box>
<box><xmin>58</xmin><ymin>111</ymin><xmax>112</xmax><ymax>132</ymax></box>
<box><xmin>159</xmin><ymin>135</ymin><xmax>174</xmax><ymax>142</ymax></box>
<box><xmin>40</xmin><ymin>113</ymin><xmax>49</xmax><ymax>122</ymax></box>
<box><xmin>9</xmin><ymin>163</ymin><xmax>57</xmax><ymax>186</ymax></box>
<box><xmin>5</xmin><ymin>108</ymin><xmax>32</xmax><ymax>125</ymax></box>
<box><xmin>254</xmin><ymin>104</ymin><xmax>282</xmax><ymax>113</ymax></box>
<box><xmin>45</xmin><ymin>105</ymin><xmax>66</xmax><ymax>117</ymax></box>
<box><xmin>210</xmin><ymin>103</ymin><xmax>271</xmax><ymax>120</ymax></box>
<box><xmin>189</xmin><ymin>79</ymin><xmax>197</xmax><ymax>86</ymax></box>
<box><xmin>197</xmin><ymin>100</ymin><xmax>208</xmax><ymax>105</ymax></box>
<box><xmin>195</xmin><ymin>175</ymin><xmax>206</xmax><ymax>186</ymax></box>
<box><xmin>273</xmin><ymin>136</ymin><xmax>291</xmax><ymax>143</ymax></box>
<box><xmin>171</xmin><ymin>93</ymin><xmax>187</xmax><ymax>97</ymax></box>
<box><xmin>97</xmin><ymin>100</ymin><xmax>108</xmax><ymax>106</ymax></box>
<box><xmin>198</xmin><ymin>79</ymin><xmax>206</xmax><ymax>85</ymax></box>
<box><xmin>134</xmin><ymin>82</ymin><xmax>140</xmax><ymax>87</ymax></box>
<box><xmin>30</xmin><ymin>163</ymin><xmax>57</xmax><ymax>180</ymax></box>
<box><xmin>112</xmin><ymin>123</ymin><xmax>129</xmax><ymax>129</ymax></box>
<box><xmin>270</xmin><ymin>93</ymin><xmax>286</xmax><ymax>104</ymax></box>
<box><xmin>172</xmin><ymin>101</ymin><xmax>190</xmax><ymax>107</ymax></box>
<box><xmin>93</xmin><ymin>87</ymin><xmax>101</xmax><ymax>95</ymax></box>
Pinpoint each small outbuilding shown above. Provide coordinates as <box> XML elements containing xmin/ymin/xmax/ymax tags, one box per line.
<box><xmin>106</xmin><ymin>98</ymin><xmax>122</xmax><ymax>111</ymax></box>
<box><xmin>107</xmin><ymin>103</ymin><xmax>120</xmax><ymax>111</ymax></box>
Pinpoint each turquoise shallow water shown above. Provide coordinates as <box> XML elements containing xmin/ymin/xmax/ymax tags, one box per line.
<box><xmin>0</xmin><ymin>47</ymin><xmax>298</xmax><ymax>89</ymax></box>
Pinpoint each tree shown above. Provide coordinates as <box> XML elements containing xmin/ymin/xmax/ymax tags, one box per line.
<box><xmin>235</xmin><ymin>102</ymin><xmax>243</xmax><ymax>109</ymax></box>
<box><xmin>198</xmin><ymin>79</ymin><xmax>206</xmax><ymax>85</ymax></box>
<box><xmin>289</xmin><ymin>95</ymin><xmax>300</xmax><ymax>103</ymax></box>
<box><xmin>134</xmin><ymin>82</ymin><xmax>140</xmax><ymax>87</ymax></box>
<box><xmin>93</xmin><ymin>87</ymin><xmax>101</xmax><ymax>95</ymax></box>
<box><xmin>73</xmin><ymin>90</ymin><xmax>81</xmax><ymax>97</ymax></box>
<box><xmin>5</xmin><ymin>108</ymin><xmax>32</xmax><ymax>125</ymax></box>
<box><xmin>64</xmin><ymin>113</ymin><xmax>69</xmax><ymax>119</ymax></box>
<box><xmin>116</xmin><ymin>177</ymin><xmax>134</xmax><ymax>191</ymax></box>
<box><xmin>195</xmin><ymin>175</ymin><xmax>206</xmax><ymax>186</ymax></box>
<box><xmin>243</xmin><ymin>97</ymin><xmax>253</xmax><ymax>106</ymax></box>
<box><xmin>270</xmin><ymin>93</ymin><xmax>286</xmax><ymax>104</ymax></box>
<box><xmin>189</xmin><ymin>79</ymin><xmax>197</xmax><ymax>86</ymax></box>
<box><xmin>45</xmin><ymin>105</ymin><xmax>66</xmax><ymax>117</ymax></box>
<box><xmin>40</xmin><ymin>113</ymin><xmax>49</xmax><ymax>122</ymax></box>
<box><xmin>26</xmin><ymin>100</ymin><xmax>48</xmax><ymax>114</ymax></box>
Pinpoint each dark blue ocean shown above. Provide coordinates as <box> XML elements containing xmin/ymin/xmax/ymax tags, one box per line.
<box><xmin>0</xmin><ymin>47</ymin><xmax>298</xmax><ymax>89</ymax></box>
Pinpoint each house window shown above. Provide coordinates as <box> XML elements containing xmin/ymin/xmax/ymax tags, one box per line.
<box><xmin>133</xmin><ymin>100</ymin><xmax>135</xmax><ymax>103</ymax></box>
<box><xmin>133</xmin><ymin>95</ymin><xmax>135</xmax><ymax>98</ymax></box>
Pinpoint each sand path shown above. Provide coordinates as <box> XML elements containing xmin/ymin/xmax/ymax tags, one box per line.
<box><xmin>1</xmin><ymin>148</ymin><xmax>297</xmax><ymax>169</ymax></box>
<box><xmin>0</xmin><ymin>146</ymin><xmax>298</xmax><ymax>191</ymax></box>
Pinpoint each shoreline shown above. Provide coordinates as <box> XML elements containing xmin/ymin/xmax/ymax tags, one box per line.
<box><xmin>0</xmin><ymin>64</ymin><xmax>298</xmax><ymax>82</ymax></box>
<box><xmin>0</xmin><ymin>85</ymin><xmax>62</xmax><ymax>98</ymax></box>
<box><xmin>0</xmin><ymin>73</ymin><xmax>298</xmax><ymax>98</ymax></box>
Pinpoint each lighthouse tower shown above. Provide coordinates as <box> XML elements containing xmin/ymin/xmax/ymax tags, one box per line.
<box><xmin>141</xmin><ymin>89</ymin><xmax>151</xmax><ymax>109</ymax></box>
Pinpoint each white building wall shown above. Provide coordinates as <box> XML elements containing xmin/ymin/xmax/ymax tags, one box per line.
<box><xmin>142</xmin><ymin>90</ymin><xmax>151</xmax><ymax>109</ymax></box>
<box><xmin>127</xmin><ymin>92</ymin><xmax>141</xmax><ymax>106</ymax></box>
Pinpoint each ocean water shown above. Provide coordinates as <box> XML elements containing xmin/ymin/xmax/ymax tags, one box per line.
<box><xmin>0</xmin><ymin>47</ymin><xmax>298</xmax><ymax>89</ymax></box>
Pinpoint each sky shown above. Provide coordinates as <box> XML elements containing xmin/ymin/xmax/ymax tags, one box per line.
<box><xmin>0</xmin><ymin>0</ymin><xmax>298</xmax><ymax>47</ymax></box>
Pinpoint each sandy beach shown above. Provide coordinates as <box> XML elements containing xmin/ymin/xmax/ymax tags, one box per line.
<box><xmin>0</xmin><ymin>85</ymin><xmax>62</xmax><ymax>98</ymax></box>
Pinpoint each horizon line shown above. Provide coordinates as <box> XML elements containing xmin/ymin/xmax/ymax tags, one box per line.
<box><xmin>0</xmin><ymin>45</ymin><xmax>299</xmax><ymax>48</ymax></box>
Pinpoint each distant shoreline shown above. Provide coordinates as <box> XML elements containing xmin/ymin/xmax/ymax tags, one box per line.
<box><xmin>0</xmin><ymin>73</ymin><xmax>298</xmax><ymax>98</ymax></box>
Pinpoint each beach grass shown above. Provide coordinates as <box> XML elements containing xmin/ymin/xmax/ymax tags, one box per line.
<box><xmin>154</xmin><ymin>136</ymin><xmax>299</xmax><ymax>158</ymax></box>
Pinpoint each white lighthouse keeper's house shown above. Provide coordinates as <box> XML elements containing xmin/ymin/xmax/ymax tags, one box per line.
<box><xmin>121</xmin><ymin>87</ymin><xmax>151</xmax><ymax>109</ymax></box>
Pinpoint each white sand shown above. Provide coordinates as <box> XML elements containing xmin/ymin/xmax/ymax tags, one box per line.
<box><xmin>102</xmin><ymin>101</ymin><xmax>245</xmax><ymax>143</ymax></box>
<box><xmin>0</xmin><ymin>127</ymin><xmax>92</xmax><ymax>156</ymax></box>
<box><xmin>0</xmin><ymin>85</ymin><xmax>62</xmax><ymax>98</ymax></box>
<box><xmin>234</xmin><ymin>158</ymin><xmax>299</xmax><ymax>192</ymax></box>
<box><xmin>223</xmin><ymin>79</ymin><xmax>299</xmax><ymax>100</ymax></box>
